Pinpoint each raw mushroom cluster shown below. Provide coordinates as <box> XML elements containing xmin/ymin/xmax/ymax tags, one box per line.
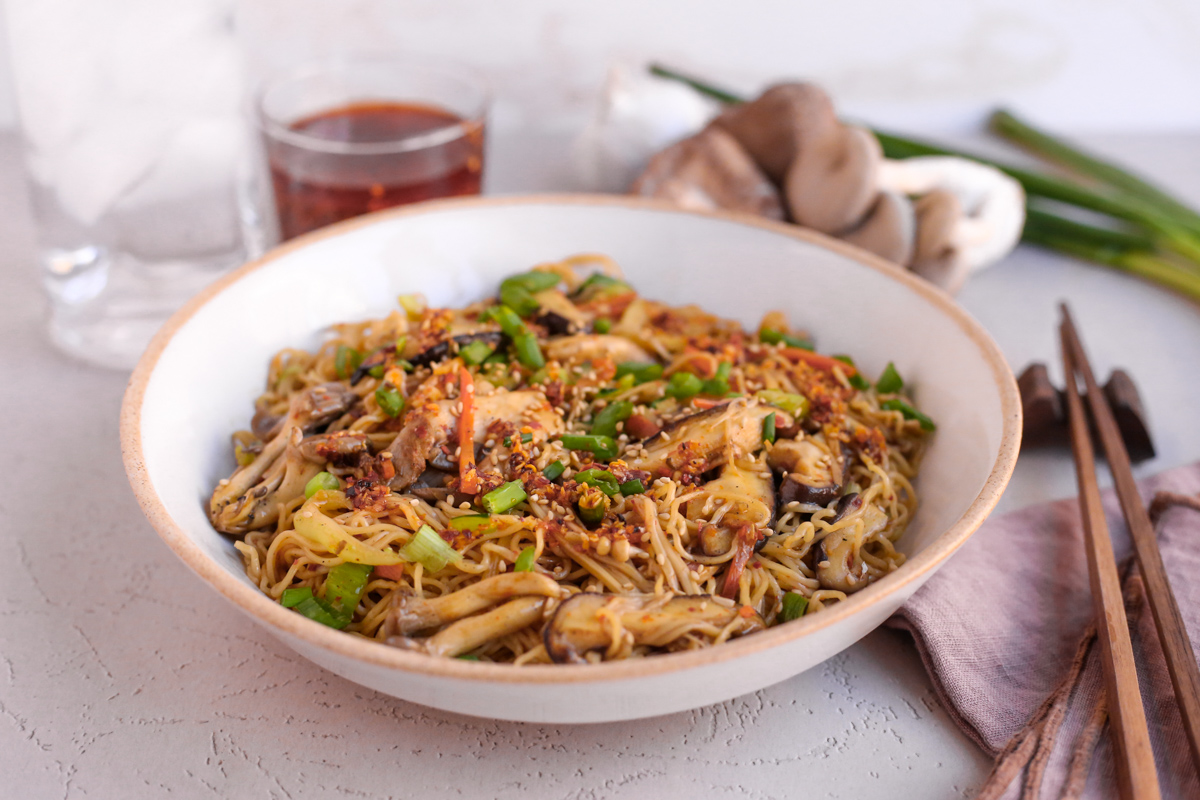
<box><xmin>631</xmin><ymin>83</ymin><xmax>1024</xmax><ymax>294</ymax></box>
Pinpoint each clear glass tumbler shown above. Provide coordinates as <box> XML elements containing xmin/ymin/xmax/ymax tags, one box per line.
<box><xmin>5</xmin><ymin>0</ymin><xmax>260</xmax><ymax>369</ymax></box>
<box><xmin>257</xmin><ymin>59</ymin><xmax>488</xmax><ymax>242</ymax></box>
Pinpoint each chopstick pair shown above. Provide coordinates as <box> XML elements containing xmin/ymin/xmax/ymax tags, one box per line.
<box><xmin>1059</xmin><ymin>304</ymin><xmax>1200</xmax><ymax>800</ymax></box>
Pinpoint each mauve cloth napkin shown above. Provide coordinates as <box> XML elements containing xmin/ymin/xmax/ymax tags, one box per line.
<box><xmin>888</xmin><ymin>461</ymin><xmax>1200</xmax><ymax>799</ymax></box>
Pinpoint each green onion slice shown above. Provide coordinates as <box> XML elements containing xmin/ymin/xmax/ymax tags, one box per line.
<box><xmin>593</xmin><ymin>318</ymin><xmax>612</xmax><ymax>334</ymax></box>
<box><xmin>481</xmin><ymin>480</ymin><xmax>528</xmax><ymax>514</ymax></box>
<box><xmin>399</xmin><ymin>525</ymin><xmax>463</xmax><ymax>573</ymax></box>
<box><xmin>335</xmin><ymin>345</ymin><xmax>363</xmax><ymax>380</ymax></box>
<box><xmin>514</xmin><ymin>546</ymin><xmax>537</xmax><ymax>572</ymax></box>
<box><xmin>449</xmin><ymin>515</ymin><xmax>493</xmax><ymax>532</ymax></box>
<box><xmin>375</xmin><ymin>386</ymin><xmax>405</xmax><ymax>418</ymax></box>
<box><xmin>876</xmin><ymin>362</ymin><xmax>904</xmax><ymax>394</ymax></box>
<box><xmin>664</xmin><ymin>371</ymin><xmax>703</xmax><ymax>399</ymax></box>
<box><xmin>755</xmin><ymin>389</ymin><xmax>811</xmax><ymax>418</ymax></box>
<box><xmin>542</xmin><ymin>461</ymin><xmax>566</xmax><ymax>481</ymax></box>
<box><xmin>574</xmin><ymin>468</ymin><xmax>621</xmax><ymax>496</ymax></box>
<box><xmin>513</xmin><ymin>331</ymin><xmax>545</xmax><ymax>370</ymax></box>
<box><xmin>780</xmin><ymin>591</ymin><xmax>809</xmax><ymax>622</ymax></box>
<box><xmin>762</xmin><ymin>412</ymin><xmax>776</xmax><ymax>444</ymax></box>
<box><xmin>832</xmin><ymin>355</ymin><xmax>871</xmax><ymax>391</ymax></box>
<box><xmin>304</xmin><ymin>471</ymin><xmax>340</xmax><ymax>499</ymax></box>
<box><xmin>503</xmin><ymin>271</ymin><xmax>561</xmax><ymax>293</ymax></box>
<box><xmin>619</xmin><ymin>479</ymin><xmax>645</xmax><ymax>496</ymax></box>
<box><xmin>459</xmin><ymin>339</ymin><xmax>495</xmax><ymax>365</ymax></box>
<box><xmin>324</xmin><ymin>562</ymin><xmax>373</xmax><ymax>620</ymax></box>
<box><xmin>880</xmin><ymin>398</ymin><xmax>936</xmax><ymax>431</ymax></box>
<box><xmin>499</xmin><ymin>283</ymin><xmax>540</xmax><ymax>317</ymax></box>
<box><xmin>591</xmin><ymin>400</ymin><xmax>633</xmax><ymax>437</ymax></box>
<box><xmin>292</xmin><ymin>595</ymin><xmax>348</xmax><ymax>629</ymax></box>
<box><xmin>560</xmin><ymin>434</ymin><xmax>618</xmax><ymax>461</ymax></box>
<box><xmin>281</xmin><ymin>587</ymin><xmax>312</xmax><ymax>608</ymax></box>
<box><xmin>615</xmin><ymin>362</ymin><xmax>664</xmax><ymax>383</ymax></box>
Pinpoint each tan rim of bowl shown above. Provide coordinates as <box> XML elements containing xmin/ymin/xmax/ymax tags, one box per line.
<box><xmin>121</xmin><ymin>194</ymin><xmax>1022</xmax><ymax>686</ymax></box>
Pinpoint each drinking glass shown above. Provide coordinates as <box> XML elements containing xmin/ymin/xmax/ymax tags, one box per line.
<box><xmin>256</xmin><ymin>59</ymin><xmax>489</xmax><ymax>241</ymax></box>
<box><xmin>5</xmin><ymin>0</ymin><xmax>261</xmax><ymax>369</ymax></box>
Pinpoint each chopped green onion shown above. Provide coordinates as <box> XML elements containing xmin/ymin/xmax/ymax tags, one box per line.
<box><xmin>574</xmin><ymin>273</ymin><xmax>631</xmax><ymax>301</ymax></box>
<box><xmin>619</xmin><ymin>479</ymin><xmax>645</xmax><ymax>496</ymax></box>
<box><xmin>304</xmin><ymin>471</ymin><xmax>340</xmax><ymax>498</ymax></box>
<box><xmin>394</xmin><ymin>336</ymin><xmax>408</xmax><ymax>357</ymax></box>
<box><xmin>397</xmin><ymin>294</ymin><xmax>425</xmax><ymax>319</ymax></box>
<box><xmin>503</xmin><ymin>271</ymin><xmax>561</xmax><ymax>293</ymax></box>
<box><xmin>844</xmin><ymin>481</ymin><xmax>863</xmax><ymax>495</ymax></box>
<box><xmin>542</xmin><ymin>461</ymin><xmax>566</xmax><ymax>481</ymax></box>
<box><xmin>399</xmin><ymin>524</ymin><xmax>463</xmax><ymax>573</ymax></box>
<box><xmin>560</xmin><ymin>434</ymin><xmax>619</xmax><ymax>461</ymax></box>
<box><xmin>291</xmin><ymin>594</ymin><xmax>348</xmax><ymax>628</ymax></box>
<box><xmin>701</xmin><ymin>362</ymin><xmax>732</xmax><ymax>395</ymax></box>
<box><xmin>593</xmin><ymin>318</ymin><xmax>612</xmax><ymax>333</ymax></box>
<box><xmin>574</xmin><ymin>468</ymin><xmax>621</xmax><ymax>496</ymax></box>
<box><xmin>513</xmin><ymin>331</ymin><xmax>545</xmax><ymax>369</ymax></box>
<box><xmin>665</xmin><ymin>371</ymin><xmax>703</xmax><ymax>399</ymax></box>
<box><xmin>514</xmin><ymin>546</ymin><xmax>537</xmax><ymax>572</ymax></box>
<box><xmin>500</xmin><ymin>283</ymin><xmax>540</xmax><ymax>317</ymax></box>
<box><xmin>324</xmin><ymin>562</ymin><xmax>373</xmax><ymax>620</ymax></box>
<box><xmin>335</xmin><ymin>345</ymin><xmax>362</xmax><ymax>380</ymax></box>
<box><xmin>481</xmin><ymin>480</ymin><xmax>528</xmax><ymax>514</ymax></box>
<box><xmin>503</xmin><ymin>432</ymin><xmax>533</xmax><ymax>447</ymax></box>
<box><xmin>597</xmin><ymin>373</ymin><xmax>636</xmax><ymax>397</ymax></box>
<box><xmin>483</xmin><ymin>351</ymin><xmax>508</xmax><ymax>365</ymax></box>
<box><xmin>876</xmin><ymin>362</ymin><xmax>903</xmax><ymax>394</ymax></box>
<box><xmin>576</xmin><ymin>486</ymin><xmax>610</xmax><ymax>526</ymax></box>
<box><xmin>374</xmin><ymin>386</ymin><xmax>405</xmax><ymax>418</ymax></box>
<box><xmin>449</xmin><ymin>515</ymin><xmax>493</xmax><ymax>532</ymax></box>
<box><xmin>881</xmin><ymin>398</ymin><xmax>937</xmax><ymax>431</ymax></box>
<box><xmin>833</xmin><ymin>355</ymin><xmax>871</xmax><ymax>391</ymax></box>
<box><xmin>615</xmin><ymin>362</ymin><xmax>664</xmax><ymax>383</ymax></box>
<box><xmin>755</xmin><ymin>389</ymin><xmax>810</xmax><ymax>418</ymax></box>
<box><xmin>488</xmin><ymin>305</ymin><xmax>525</xmax><ymax>338</ymax></box>
<box><xmin>591</xmin><ymin>400</ymin><xmax>633</xmax><ymax>437</ymax></box>
<box><xmin>459</xmin><ymin>339</ymin><xmax>495</xmax><ymax>365</ymax></box>
<box><xmin>780</xmin><ymin>591</ymin><xmax>809</xmax><ymax>622</ymax></box>
<box><xmin>368</xmin><ymin>364</ymin><xmax>386</xmax><ymax>379</ymax></box>
<box><xmin>281</xmin><ymin>587</ymin><xmax>312</xmax><ymax>608</ymax></box>
<box><xmin>762</xmin><ymin>412</ymin><xmax>776</xmax><ymax>444</ymax></box>
<box><xmin>760</xmin><ymin>329</ymin><xmax>813</xmax><ymax>350</ymax></box>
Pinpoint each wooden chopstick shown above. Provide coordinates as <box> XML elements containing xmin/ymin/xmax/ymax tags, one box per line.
<box><xmin>1062</xmin><ymin>303</ymin><xmax>1200</xmax><ymax>777</ymax></box>
<box><xmin>1059</xmin><ymin>319</ymin><xmax>1162</xmax><ymax>800</ymax></box>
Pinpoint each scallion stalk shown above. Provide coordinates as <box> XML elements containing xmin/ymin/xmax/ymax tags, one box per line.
<box><xmin>560</xmin><ymin>434</ymin><xmax>619</xmax><ymax>461</ymax></box>
<box><xmin>542</xmin><ymin>461</ymin><xmax>566</xmax><ymax>481</ymax></box>
<box><xmin>304</xmin><ymin>471</ymin><xmax>340</xmax><ymax>499</ymax></box>
<box><xmin>875</xmin><ymin>363</ymin><xmax>903</xmax><ymax>394</ymax></box>
<box><xmin>481</xmin><ymin>480</ymin><xmax>528</xmax><ymax>514</ymax></box>
<box><xmin>514</xmin><ymin>546</ymin><xmax>537</xmax><ymax>572</ymax></box>
<box><xmin>399</xmin><ymin>525</ymin><xmax>463</xmax><ymax>573</ymax></box>
<box><xmin>591</xmin><ymin>400</ymin><xmax>633</xmax><ymax>437</ymax></box>
<box><xmin>780</xmin><ymin>591</ymin><xmax>809</xmax><ymax>622</ymax></box>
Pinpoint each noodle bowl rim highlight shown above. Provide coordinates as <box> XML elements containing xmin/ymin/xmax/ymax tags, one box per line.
<box><xmin>121</xmin><ymin>194</ymin><xmax>1021</xmax><ymax>685</ymax></box>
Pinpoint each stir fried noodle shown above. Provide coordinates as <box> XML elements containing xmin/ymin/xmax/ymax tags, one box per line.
<box><xmin>211</xmin><ymin>255</ymin><xmax>933</xmax><ymax>664</ymax></box>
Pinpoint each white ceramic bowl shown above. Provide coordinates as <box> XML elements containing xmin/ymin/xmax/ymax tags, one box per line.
<box><xmin>121</xmin><ymin>195</ymin><xmax>1020</xmax><ymax>723</ymax></box>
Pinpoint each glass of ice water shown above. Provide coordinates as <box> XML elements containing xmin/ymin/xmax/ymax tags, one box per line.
<box><xmin>5</xmin><ymin>1</ymin><xmax>261</xmax><ymax>369</ymax></box>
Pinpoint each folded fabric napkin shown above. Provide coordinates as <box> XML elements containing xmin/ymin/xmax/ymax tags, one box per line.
<box><xmin>889</xmin><ymin>461</ymin><xmax>1200</xmax><ymax>799</ymax></box>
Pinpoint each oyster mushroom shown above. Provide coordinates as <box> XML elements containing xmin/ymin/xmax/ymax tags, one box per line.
<box><xmin>785</xmin><ymin>124</ymin><xmax>882</xmax><ymax>235</ymax></box>
<box><xmin>386</xmin><ymin>388</ymin><xmax>564</xmax><ymax>491</ymax></box>
<box><xmin>542</xmin><ymin>333</ymin><xmax>653</xmax><ymax>367</ymax></box>
<box><xmin>210</xmin><ymin>427</ymin><xmax>324</xmax><ymax>533</ymax></box>
<box><xmin>544</xmin><ymin>593</ymin><xmax>765</xmax><ymax>664</ymax></box>
<box><xmin>626</xmin><ymin>400</ymin><xmax>789</xmax><ymax>477</ymax></box>
<box><xmin>910</xmin><ymin>189</ymin><xmax>970</xmax><ymax>294</ymax></box>
<box><xmin>386</xmin><ymin>597</ymin><xmax>548</xmax><ymax>659</ymax></box>
<box><xmin>768</xmin><ymin>436</ymin><xmax>849</xmax><ymax>507</ymax></box>
<box><xmin>813</xmin><ymin>493</ymin><xmax>890</xmax><ymax>593</ymax></box>
<box><xmin>839</xmin><ymin>190</ymin><xmax>916</xmax><ymax>265</ymax></box>
<box><xmin>632</xmin><ymin>125</ymin><xmax>785</xmax><ymax>220</ymax></box>
<box><xmin>876</xmin><ymin>156</ymin><xmax>1025</xmax><ymax>293</ymax></box>
<box><xmin>711</xmin><ymin>82</ymin><xmax>839</xmax><ymax>184</ymax></box>
<box><xmin>385</xmin><ymin>573</ymin><xmax>561</xmax><ymax>636</ymax></box>
<box><xmin>209</xmin><ymin>383</ymin><xmax>357</xmax><ymax>528</ymax></box>
<box><xmin>687</xmin><ymin>460</ymin><xmax>776</xmax><ymax>556</ymax></box>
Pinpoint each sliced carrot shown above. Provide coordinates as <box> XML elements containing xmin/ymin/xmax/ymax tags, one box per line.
<box><xmin>374</xmin><ymin>564</ymin><xmax>406</xmax><ymax>581</ymax></box>
<box><xmin>691</xmin><ymin>397</ymin><xmax>725</xmax><ymax>410</ymax></box>
<box><xmin>719</xmin><ymin>524</ymin><xmax>757</xmax><ymax>600</ymax></box>
<box><xmin>781</xmin><ymin>347</ymin><xmax>858</xmax><ymax>376</ymax></box>
<box><xmin>457</xmin><ymin>366</ymin><xmax>479</xmax><ymax>495</ymax></box>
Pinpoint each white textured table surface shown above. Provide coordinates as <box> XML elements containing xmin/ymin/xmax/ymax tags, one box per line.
<box><xmin>3</xmin><ymin>130</ymin><xmax>1200</xmax><ymax>800</ymax></box>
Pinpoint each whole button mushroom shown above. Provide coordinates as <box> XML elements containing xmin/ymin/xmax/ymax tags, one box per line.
<box><xmin>711</xmin><ymin>82</ymin><xmax>839</xmax><ymax>183</ymax></box>
<box><xmin>632</xmin><ymin>125</ymin><xmax>785</xmax><ymax>220</ymax></box>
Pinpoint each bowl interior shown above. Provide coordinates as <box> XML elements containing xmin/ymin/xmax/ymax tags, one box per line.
<box><xmin>136</xmin><ymin>197</ymin><xmax>1011</xmax><ymax>656</ymax></box>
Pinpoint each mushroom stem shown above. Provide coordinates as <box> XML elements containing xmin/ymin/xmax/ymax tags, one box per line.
<box><xmin>387</xmin><ymin>597</ymin><xmax>548</xmax><ymax>658</ymax></box>
<box><xmin>386</xmin><ymin>573</ymin><xmax>562</xmax><ymax>636</ymax></box>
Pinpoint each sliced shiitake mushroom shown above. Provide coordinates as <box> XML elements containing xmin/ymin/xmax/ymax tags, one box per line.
<box><xmin>627</xmin><ymin>400</ymin><xmax>789</xmax><ymax>476</ymax></box>
<box><xmin>812</xmin><ymin>493</ymin><xmax>889</xmax><ymax>593</ymax></box>
<box><xmin>544</xmin><ymin>593</ymin><xmax>765</xmax><ymax>664</ymax></box>
<box><xmin>769</xmin><ymin>436</ymin><xmax>849</xmax><ymax>507</ymax></box>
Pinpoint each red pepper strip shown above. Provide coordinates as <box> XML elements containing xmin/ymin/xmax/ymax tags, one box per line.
<box><xmin>720</xmin><ymin>524</ymin><xmax>757</xmax><ymax>600</ymax></box>
<box><xmin>374</xmin><ymin>564</ymin><xmax>406</xmax><ymax>581</ymax></box>
<box><xmin>781</xmin><ymin>348</ymin><xmax>858</xmax><ymax>376</ymax></box>
<box><xmin>457</xmin><ymin>366</ymin><xmax>479</xmax><ymax>495</ymax></box>
<box><xmin>691</xmin><ymin>397</ymin><xmax>725</xmax><ymax>410</ymax></box>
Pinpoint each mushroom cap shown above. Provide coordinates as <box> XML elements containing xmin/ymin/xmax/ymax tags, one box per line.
<box><xmin>910</xmin><ymin>189</ymin><xmax>970</xmax><ymax>294</ymax></box>
<box><xmin>784</xmin><ymin>125</ymin><xmax>882</xmax><ymax>236</ymax></box>
<box><xmin>631</xmin><ymin>126</ymin><xmax>785</xmax><ymax>220</ymax></box>
<box><xmin>839</xmin><ymin>190</ymin><xmax>916</xmax><ymax>266</ymax></box>
<box><xmin>711</xmin><ymin>82</ymin><xmax>839</xmax><ymax>183</ymax></box>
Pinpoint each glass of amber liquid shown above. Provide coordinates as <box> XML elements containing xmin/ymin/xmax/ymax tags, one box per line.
<box><xmin>257</xmin><ymin>60</ymin><xmax>488</xmax><ymax>241</ymax></box>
